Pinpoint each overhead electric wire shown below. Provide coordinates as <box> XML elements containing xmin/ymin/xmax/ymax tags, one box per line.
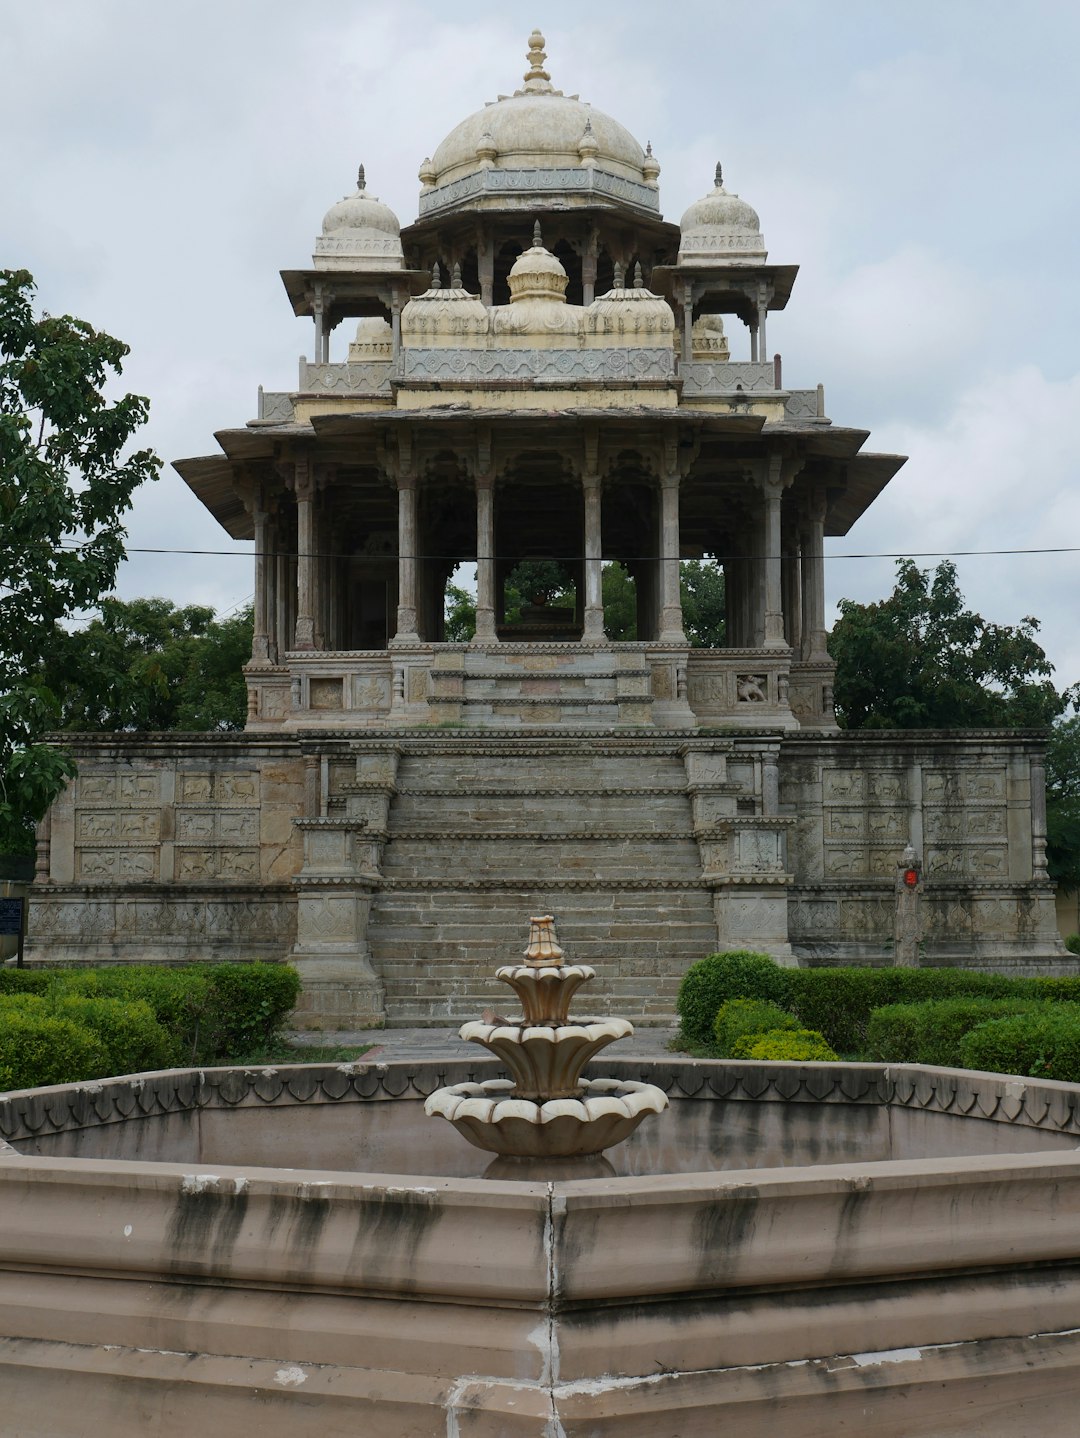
<box><xmin>40</xmin><ymin>542</ymin><xmax>1080</xmax><ymax>563</ymax></box>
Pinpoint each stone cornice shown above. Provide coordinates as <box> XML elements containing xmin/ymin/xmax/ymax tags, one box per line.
<box><xmin>385</xmin><ymin>829</ymin><xmax>695</xmax><ymax>842</ymax></box>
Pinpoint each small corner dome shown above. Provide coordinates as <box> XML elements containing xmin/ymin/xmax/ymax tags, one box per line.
<box><xmin>678</xmin><ymin>164</ymin><xmax>767</xmax><ymax>263</ymax></box>
<box><xmin>314</xmin><ymin>166</ymin><xmax>404</xmax><ymax>272</ymax></box>
<box><xmin>507</xmin><ymin>226</ymin><xmax>569</xmax><ymax>303</ymax></box>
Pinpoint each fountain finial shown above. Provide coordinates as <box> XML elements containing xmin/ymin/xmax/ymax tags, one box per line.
<box><xmin>523</xmin><ymin>913</ymin><xmax>564</xmax><ymax>966</ymax></box>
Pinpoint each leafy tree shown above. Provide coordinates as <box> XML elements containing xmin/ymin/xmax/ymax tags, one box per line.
<box><xmin>680</xmin><ymin>560</ymin><xmax>726</xmax><ymax>648</ymax></box>
<box><xmin>43</xmin><ymin>597</ymin><xmax>252</xmax><ymax>733</ymax></box>
<box><xmin>830</xmin><ymin>559</ymin><xmax>1072</xmax><ymax>730</ymax></box>
<box><xmin>0</xmin><ymin>270</ymin><xmax>160</xmax><ymax>853</ymax></box>
<box><xmin>602</xmin><ymin>561</ymin><xmax>637</xmax><ymax>640</ymax></box>
<box><xmin>1047</xmin><ymin>717</ymin><xmax>1080</xmax><ymax>894</ymax></box>
<box><xmin>443</xmin><ymin>583</ymin><xmax>477</xmax><ymax>642</ymax></box>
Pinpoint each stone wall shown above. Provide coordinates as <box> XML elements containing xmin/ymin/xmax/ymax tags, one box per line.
<box><xmin>26</xmin><ymin>728</ymin><xmax>1067</xmax><ymax>1019</ymax></box>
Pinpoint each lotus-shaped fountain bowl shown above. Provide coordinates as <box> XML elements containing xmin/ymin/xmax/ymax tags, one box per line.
<box><xmin>424</xmin><ymin>1076</ymin><xmax>668</xmax><ymax>1158</ymax></box>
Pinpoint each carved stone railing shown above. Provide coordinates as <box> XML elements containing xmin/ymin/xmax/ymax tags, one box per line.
<box><xmin>679</xmin><ymin>360</ymin><xmax>776</xmax><ymax>396</ymax></box>
<box><xmin>398</xmin><ymin>346</ymin><xmax>675</xmax><ymax>385</ymax></box>
<box><xmin>685</xmin><ymin>649</ymin><xmax>796</xmax><ymax>726</ymax></box>
<box><xmin>418</xmin><ymin>165</ymin><xmax>661</xmax><ymax>218</ymax></box>
<box><xmin>297</xmin><ymin>359</ymin><xmax>392</xmax><ymax>394</ymax></box>
<box><xmin>256</xmin><ymin>389</ymin><xmax>295</xmax><ymax>423</ymax></box>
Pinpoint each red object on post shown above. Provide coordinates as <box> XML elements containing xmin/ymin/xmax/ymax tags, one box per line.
<box><xmin>903</xmin><ymin>868</ymin><xmax>919</xmax><ymax>888</ymax></box>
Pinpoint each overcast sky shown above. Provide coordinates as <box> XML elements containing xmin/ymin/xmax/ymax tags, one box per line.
<box><xmin>4</xmin><ymin>0</ymin><xmax>1078</xmax><ymax>686</ymax></box>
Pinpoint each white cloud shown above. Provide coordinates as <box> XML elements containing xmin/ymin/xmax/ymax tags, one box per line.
<box><xmin>829</xmin><ymin>364</ymin><xmax>1080</xmax><ymax>688</ymax></box>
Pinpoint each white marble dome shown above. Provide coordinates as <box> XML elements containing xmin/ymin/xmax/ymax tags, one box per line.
<box><xmin>678</xmin><ymin>164</ymin><xmax>767</xmax><ymax>264</ymax></box>
<box><xmin>313</xmin><ymin>167</ymin><xmax>404</xmax><ymax>272</ymax></box>
<box><xmin>422</xmin><ymin>31</ymin><xmax>651</xmax><ymax>190</ymax></box>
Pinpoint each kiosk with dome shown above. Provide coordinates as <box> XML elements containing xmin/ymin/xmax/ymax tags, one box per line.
<box><xmin>28</xmin><ymin>30</ymin><xmax>1064</xmax><ymax>1021</ymax></box>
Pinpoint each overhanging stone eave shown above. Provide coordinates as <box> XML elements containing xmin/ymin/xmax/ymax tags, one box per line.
<box><xmin>172</xmin><ymin>454</ymin><xmax>253</xmax><ymax>539</ymax></box>
<box><xmin>306</xmin><ymin>407</ymin><xmax>767</xmax><ymax>439</ymax></box>
<box><xmin>400</xmin><ymin>206</ymin><xmax>681</xmax><ymax>251</ymax></box>
<box><xmin>652</xmin><ymin>263</ymin><xmax>799</xmax><ymax>311</ymax></box>
<box><xmin>280</xmin><ymin>268</ymin><xmax>431</xmax><ymax>320</ymax></box>
<box><xmin>824</xmin><ymin>452</ymin><xmax>908</xmax><ymax>534</ymax></box>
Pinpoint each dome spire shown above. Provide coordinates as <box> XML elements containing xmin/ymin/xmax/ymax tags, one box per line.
<box><xmin>533</xmin><ymin>219</ymin><xmax>543</xmax><ymax>247</ymax></box>
<box><xmin>522</xmin><ymin>28</ymin><xmax>554</xmax><ymax>92</ymax></box>
<box><xmin>714</xmin><ymin>161</ymin><xmax>723</xmax><ymax>190</ymax></box>
<box><xmin>357</xmin><ymin>163</ymin><xmax>366</xmax><ymax>191</ymax></box>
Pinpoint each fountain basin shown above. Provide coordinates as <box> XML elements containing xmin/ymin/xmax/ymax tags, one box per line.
<box><xmin>4</xmin><ymin>1056</ymin><xmax>1080</xmax><ymax>1435</ymax></box>
<box><xmin>424</xmin><ymin>1074</ymin><xmax>667</xmax><ymax>1156</ymax></box>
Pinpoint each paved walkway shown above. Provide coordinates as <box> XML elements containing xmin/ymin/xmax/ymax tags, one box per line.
<box><xmin>288</xmin><ymin>1024</ymin><xmax>680</xmax><ymax>1063</ymax></box>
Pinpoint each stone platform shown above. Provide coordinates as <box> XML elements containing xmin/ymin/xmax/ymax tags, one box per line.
<box><xmin>27</xmin><ymin>727</ymin><xmax>1068</xmax><ymax>1025</ymax></box>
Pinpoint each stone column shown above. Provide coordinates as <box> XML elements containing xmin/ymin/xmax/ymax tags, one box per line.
<box><xmin>759</xmin><ymin>460</ymin><xmax>787</xmax><ymax>649</ymax></box>
<box><xmin>799</xmin><ymin>490</ymin><xmax>829</xmax><ymax>662</ymax></box>
<box><xmin>756</xmin><ymin>283</ymin><xmax>769</xmax><ymax>366</ymax></box>
<box><xmin>582</xmin><ymin>470</ymin><xmax>605</xmax><ymax>642</ymax></box>
<box><xmin>782</xmin><ymin>528</ymin><xmax>802</xmax><ymax>653</ymax></box>
<box><xmin>749</xmin><ymin>314</ymin><xmax>759</xmax><ymax>363</ymax></box>
<box><xmin>473</xmin><ymin>471</ymin><xmax>496</xmax><ymax>642</ymax></box>
<box><xmin>1031</xmin><ymin>757</ymin><xmax>1049</xmax><ymax>879</ymax></box>
<box><xmin>313</xmin><ymin>291</ymin><xmax>326</xmax><ymax>365</ymax></box>
<box><xmin>392</xmin><ymin>472</ymin><xmax>420</xmax><ymax>643</ymax></box>
<box><xmin>477</xmin><ymin>229</ymin><xmax>494</xmax><ymax>307</ymax></box>
<box><xmin>658</xmin><ymin>469</ymin><xmax>687</xmax><ymax>644</ymax></box>
<box><xmin>250</xmin><ymin>504</ymin><xmax>272</xmax><ymax>664</ymax></box>
<box><xmin>293</xmin><ymin>461</ymin><xmax>318</xmax><ymax>650</ymax></box>
<box><xmin>390</xmin><ymin>289</ymin><xmax>402</xmax><ymax>359</ymax></box>
<box><xmin>681</xmin><ymin>281</ymin><xmax>694</xmax><ymax>367</ymax></box>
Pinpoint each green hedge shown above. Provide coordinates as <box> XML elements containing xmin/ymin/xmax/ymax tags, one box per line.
<box><xmin>784</xmin><ymin>968</ymin><xmax>1029</xmax><ymax>1053</ymax></box>
<box><xmin>864</xmin><ymin>998</ymin><xmax>1047</xmax><ymax>1067</ymax></box>
<box><xmin>959</xmin><ymin>1010</ymin><xmax>1080</xmax><ymax>1083</ymax></box>
<box><xmin>732</xmin><ymin>1029</ymin><xmax>839</xmax><ymax>1061</ymax></box>
<box><xmin>0</xmin><ymin>962</ymin><xmax>302</xmax><ymax>1092</ymax></box>
<box><xmin>712</xmin><ymin>998</ymin><xmax>798</xmax><ymax>1057</ymax></box>
<box><xmin>676</xmin><ymin>951</ymin><xmax>790</xmax><ymax>1045</ymax></box>
<box><xmin>0</xmin><ymin>1011</ymin><xmax>110</xmax><ymax>1091</ymax></box>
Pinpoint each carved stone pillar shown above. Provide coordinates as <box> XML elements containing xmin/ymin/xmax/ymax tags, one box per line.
<box><xmin>473</xmin><ymin>471</ymin><xmax>497</xmax><ymax>642</ymax></box>
<box><xmin>250</xmin><ymin>504</ymin><xmax>272</xmax><ymax>665</ymax></box>
<box><xmin>582</xmin><ymin>470</ymin><xmax>605</xmax><ymax>642</ymax></box>
<box><xmin>313</xmin><ymin>290</ymin><xmax>326</xmax><ymax>364</ymax></box>
<box><xmin>1031</xmin><ymin>757</ymin><xmax>1049</xmax><ymax>879</ymax></box>
<box><xmin>658</xmin><ymin>470</ymin><xmax>686</xmax><ymax>644</ymax></box>
<box><xmin>760</xmin><ymin>465</ymin><xmax>786</xmax><ymax>649</ymax></box>
<box><xmin>293</xmin><ymin>461</ymin><xmax>318</xmax><ymax>650</ymax></box>
<box><xmin>477</xmin><ymin>230</ymin><xmax>494</xmax><ymax>308</ymax></box>
<box><xmin>392</xmin><ymin>473</ymin><xmax>420</xmax><ymax>644</ymax></box>
<box><xmin>782</xmin><ymin>528</ymin><xmax>802</xmax><ymax>654</ymax></box>
<box><xmin>756</xmin><ymin>282</ymin><xmax>769</xmax><ymax>365</ymax></box>
<box><xmin>800</xmin><ymin>490</ymin><xmax>829</xmax><ymax>662</ymax></box>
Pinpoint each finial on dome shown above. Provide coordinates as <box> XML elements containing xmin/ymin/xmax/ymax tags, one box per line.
<box><xmin>452</xmin><ymin>261</ymin><xmax>462</xmax><ymax>288</ymax></box>
<box><xmin>642</xmin><ymin>140</ymin><xmax>661</xmax><ymax>184</ymax></box>
<box><xmin>533</xmin><ymin>219</ymin><xmax>543</xmax><ymax>248</ymax></box>
<box><xmin>522</xmin><ymin>27</ymin><xmax>553</xmax><ymax>91</ymax></box>
<box><xmin>714</xmin><ymin>161</ymin><xmax>723</xmax><ymax>189</ymax></box>
<box><xmin>357</xmin><ymin>163</ymin><xmax>366</xmax><ymax>191</ymax></box>
<box><xmin>633</xmin><ymin>262</ymin><xmax>643</xmax><ymax>289</ymax></box>
<box><xmin>612</xmin><ymin>261</ymin><xmax>624</xmax><ymax>289</ymax></box>
<box><xmin>431</xmin><ymin>260</ymin><xmax>442</xmax><ymax>289</ymax></box>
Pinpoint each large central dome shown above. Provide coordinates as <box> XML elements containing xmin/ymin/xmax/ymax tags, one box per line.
<box><xmin>417</xmin><ymin>30</ymin><xmax>661</xmax><ymax>219</ymax></box>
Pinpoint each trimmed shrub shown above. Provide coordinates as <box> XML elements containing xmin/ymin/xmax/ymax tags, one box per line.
<box><xmin>959</xmin><ymin>1009</ymin><xmax>1080</xmax><ymax>1083</ymax></box>
<box><xmin>1064</xmin><ymin>934</ymin><xmax>1080</xmax><ymax>957</ymax></box>
<box><xmin>50</xmin><ymin>996</ymin><xmax>178</xmax><ymax>1075</ymax></box>
<box><xmin>199</xmin><ymin>963</ymin><xmax>302</xmax><ymax>1060</ymax></box>
<box><xmin>785</xmin><ymin>967</ymin><xmax>1023</xmax><ymax>1054</ymax></box>
<box><xmin>56</xmin><ymin>967</ymin><xmax>214</xmax><ymax>1059</ymax></box>
<box><xmin>713</xmin><ymin>998</ymin><xmax>799</xmax><ymax>1057</ymax></box>
<box><xmin>0</xmin><ymin>1010</ymin><xmax>110</xmax><ymax>1091</ymax></box>
<box><xmin>0</xmin><ymin>970</ymin><xmax>54</xmax><ymax>997</ymax></box>
<box><xmin>865</xmin><ymin>998</ymin><xmax>1047</xmax><ymax>1066</ymax></box>
<box><xmin>733</xmin><ymin>1029</ymin><xmax>839</xmax><ymax>1062</ymax></box>
<box><xmin>677</xmin><ymin>951</ymin><xmax>790</xmax><ymax>1045</ymax></box>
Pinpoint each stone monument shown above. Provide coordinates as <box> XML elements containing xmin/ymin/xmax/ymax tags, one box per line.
<box><xmin>26</xmin><ymin>30</ymin><xmax>1067</xmax><ymax>1020</ymax></box>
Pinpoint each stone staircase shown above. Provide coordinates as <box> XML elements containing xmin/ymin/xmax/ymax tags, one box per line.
<box><xmin>367</xmin><ymin>739</ymin><xmax>718</xmax><ymax>1024</ymax></box>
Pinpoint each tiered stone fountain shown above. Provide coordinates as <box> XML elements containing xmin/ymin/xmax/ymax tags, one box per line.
<box><xmin>425</xmin><ymin>915</ymin><xmax>668</xmax><ymax>1176</ymax></box>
